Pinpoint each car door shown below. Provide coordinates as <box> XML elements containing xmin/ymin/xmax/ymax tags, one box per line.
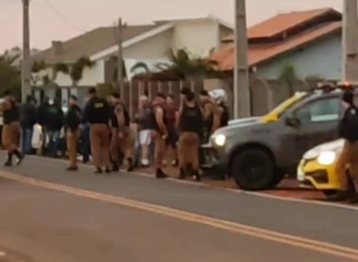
<box><xmin>291</xmin><ymin>96</ymin><xmax>342</xmax><ymax>161</ymax></box>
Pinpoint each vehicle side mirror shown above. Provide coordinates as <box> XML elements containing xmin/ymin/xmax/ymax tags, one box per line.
<box><xmin>285</xmin><ymin>116</ymin><xmax>300</xmax><ymax>127</ymax></box>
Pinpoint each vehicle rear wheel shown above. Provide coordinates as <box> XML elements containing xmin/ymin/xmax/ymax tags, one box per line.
<box><xmin>269</xmin><ymin>171</ymin><xmax>285</xmax><ymax>188</ymax></box>
<box><xmin>231</xmin><ymin>149</ymin><xmax>275</xmax><ymax>190</ymax></box>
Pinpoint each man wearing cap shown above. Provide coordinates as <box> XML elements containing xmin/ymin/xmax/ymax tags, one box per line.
<box><xmin>83</xmin><ymin>88</ymin><xmax>112</xmax><ymax>173</ymax></box>
<box><xmin>335</xmin><ymin>89</ymin><xmax>358</xmax><ymax>202</ymax></box>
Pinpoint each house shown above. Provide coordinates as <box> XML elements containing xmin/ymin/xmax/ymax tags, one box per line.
<box><xmin>211</xmin><ymin>8</ymin><xmax>343</xmax><ymax>80</ymax></box>
<box><xmin>32</xmin><ymin>15</ymin><xmax>233</xmax><ymax>89</ymax></box>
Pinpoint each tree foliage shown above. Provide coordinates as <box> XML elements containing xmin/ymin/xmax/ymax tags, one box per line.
<box><xmin>131</xmin><ymin>48</ymin><xmax>220</xmax><ymax>81</ymax></box>
<box><xmin>54</xmin><ymin>56</ymin><xmax>93</xmax><ymax>86</ymax></box>
<box><xmin>0</xmin><ymin>51</ymin><xmax>21</xmax><ymax>99</ymax></box>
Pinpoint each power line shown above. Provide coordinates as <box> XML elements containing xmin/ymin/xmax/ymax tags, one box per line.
<box><xmin>42</xmin><ymin>0</ymin><xmax>87</xmax><ymax>32</ymax></box>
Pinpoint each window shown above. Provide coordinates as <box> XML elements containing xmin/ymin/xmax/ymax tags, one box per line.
<box><xmin>295</xmin><ymin>98</ymin><xmax>340</xmax><ymax>123</ymax></box>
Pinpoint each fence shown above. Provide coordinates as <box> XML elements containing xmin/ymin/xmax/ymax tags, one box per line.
<box><xmin>45</xmin><ymin>77</ymin><xmax>322</xmax><ymax>119</ymax></box>
<box><xmin>98</xmin><ymin>80</ymin><xmax>205</xmax><ymax>118</ymax></box>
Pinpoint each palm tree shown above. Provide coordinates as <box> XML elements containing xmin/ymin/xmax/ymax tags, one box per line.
<box><xmin>130</xmin><ymin>48</ymin><xmax>219</xmax><ymax>80</ymax></box>
<box><xmin>108</xmin><ymin>56</ymin><xmax>127</xmax><ymax>84</ymax></box>
<box><xmin>54</xmin><ymin>56</ymin><xmax>93</xmax><ymax>86</ymax></box>
<box><xmin>278</xmin><ymin>64</ymin><xmax>298</xmax><ymax>96</ymax></box>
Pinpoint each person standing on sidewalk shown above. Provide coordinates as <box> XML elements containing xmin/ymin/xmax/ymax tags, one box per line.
<box><xmin>109</xmin><ymin>92</ymin><xmax>133</xmax><ymax>172</ymax></box>
<box><xmin>149</xmin><ymin>93</ymin><xmax>168</xmax><ymax>178</ymax></box>
<box><xmin>83</xmin><ymin>88</ymin><xmax>112</xmax><ymax>174</ymax></box>
<box><xmin>164</xmin><ymin>94</ymin><xmax>178</xmax><ymax>166</ymax></box>
<box><xmin>19</xmin><ymin>95</ymin><xmax>37</xmax><ymax>154</ymax></box>
<box><xmin>134</xmin><ymin>95</ymin><xmax>152</xmax><ymax>167</ymax></box>
<box><xmin>1</xmin><ymin>90</ymin><xmax>24</xmax><ymax>166</ymax></box>
<box><xmin>335</xmin><ymin>89</ymin><xmax>358</xmax><ymax>203</ymax></box>
<box><xmin>177</xmin><ymin>90</ymin><xmax>203</xmax><ymax>181</ymax></box>
<box><xmin>64</xmin><ymin>95</ymin><xmax>82</xmax><ymax>171</ymax></box>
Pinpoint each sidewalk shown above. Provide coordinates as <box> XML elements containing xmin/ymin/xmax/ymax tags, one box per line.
<box><xmin>136</xmin><ymin>165</ymin><xmax>326</xmax><ymax>200</ymax></box>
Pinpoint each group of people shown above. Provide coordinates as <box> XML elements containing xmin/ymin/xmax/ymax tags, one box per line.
<box><xmin>0</xmin><ymin>87</ymin><xmax>229</xmax><ymax>181</ymax></box>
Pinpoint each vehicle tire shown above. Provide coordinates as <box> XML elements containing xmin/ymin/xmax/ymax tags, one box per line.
<box><xmin>269</xmin><ymin>171</ymin><xmax>285</xmax><ymax>188</ymax></box>
<box><xmin>231</xmin><ymin>148</ymin><xmax>275</xmax><ymax>190</ymax></box>
<box><xmin>323</xmin><ymin>171</ymin><xmax>355</xmax><ymax>200</ymax></box>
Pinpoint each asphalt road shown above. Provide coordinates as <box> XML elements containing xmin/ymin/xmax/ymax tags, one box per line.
<box><xmin>0</xmin><ymin>154</ymin><xmax>358</xmax><ymax>261</ymax></box>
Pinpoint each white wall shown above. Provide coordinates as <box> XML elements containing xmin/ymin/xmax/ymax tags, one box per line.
<box><xmin>171</xmin><ymin>19</ymin><xmax>221</xmax><ymax>57</ymax></box>
<box><xmin>32</xmin><ymin>59</ymin><xmax>105</xmax><ymax>87</ymax></box>
<box><xmin>124</xmin><ymin>29</ymin><xmax>173</xmax><ymax>59</ymax></box>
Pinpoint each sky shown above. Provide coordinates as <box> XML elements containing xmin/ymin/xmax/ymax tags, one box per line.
<box><xmin>0</xmin><ymin>0</ymin><xmax>343</xmax><ymax>52</ymax></box>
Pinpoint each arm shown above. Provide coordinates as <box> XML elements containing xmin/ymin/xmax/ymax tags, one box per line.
<box><xmin>154</xmin><ymin>107</ymin><xmax>167</xmax><ymax>135</ymax></box>
<box><xmin>0</xmin><ymin>101</ymin><xmax>10</xmax><ymax>112</ymax></box>
<box><xmin>203</xmin><ymin>103</ymin><xmax>211</xmax><ymax>120</ymax></box>
<box><xmin>115</xmin><ymin>104</ymin><xmax>125</xmax><ymax>127</ymax></box>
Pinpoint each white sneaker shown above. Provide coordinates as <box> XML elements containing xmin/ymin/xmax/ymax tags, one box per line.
<box><xmin>141</xmin><ymin>159</ymin><xmax>149</xmax><ymax>166</ymax></box>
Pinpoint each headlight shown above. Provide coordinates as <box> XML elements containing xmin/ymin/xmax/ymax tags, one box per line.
<box><xmin>213</xmin><ymin>134</ymin><xmax>226</xmax><ymax>146</ymax></box>
<box><xmin>317</xmin><ymin>151</ymin><xmax>336</xmax><ymax>165</ymax></box>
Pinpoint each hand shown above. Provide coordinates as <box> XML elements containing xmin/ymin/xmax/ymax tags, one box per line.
<box><xmin>118</xmin><ymin>132</ymin><xmax>124</xmax><ymax>138</ymax></box>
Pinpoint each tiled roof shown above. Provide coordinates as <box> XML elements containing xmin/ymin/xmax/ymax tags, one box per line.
<box><xmin>33</xmin><ymin>25</ymin><xmax>160</xmax><ymax>64</ymax></box>
<box><xmin>211</xmin><ymin>21</ymin><xmax>341</xmax><ymax>71</ymax></box>
<box><xmin>222</xmin><ymin>8</ymin><xmax>340</xmax><ymax>42</ymax></box>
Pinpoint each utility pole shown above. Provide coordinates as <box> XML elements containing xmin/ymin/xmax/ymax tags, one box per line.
<box><xmin>22</xmin><ymin>0</ymin><xmax>31</xmax><ymax>102</ymax></box>
<box><xmin>233</xmin><ymin>0</ymin><xmax>250</xmax><ymax>118</ymax></box>
<box><xmin>342</xmin><ymin>0</ymin><xmax>358</xmax><ymax>81</ymax></box>
<box><xmin>117</xmin><ymin>18</ymin><xmax>124</xmax><ymax>96</ymax></box>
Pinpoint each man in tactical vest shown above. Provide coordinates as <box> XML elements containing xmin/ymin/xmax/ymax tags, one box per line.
<box><xmin>1</xmin><ymin>90</ymin><xmax>24</xmax><ymax>166</ymax></box>
<box><xmin>199</xmin><ymin>90</ymin><xmax>221</xmax><ymax>142</ymax></box>
<box><xmin>83</xmin><ymin>88</ymin><xmax>111</xmax><ymax>174</ymax></box>
<box><xmin>64</xmin><ymin>95</ymin><xmax>82</xmax><ymax>171</ymax></box>
<box><xmin>149</xmin><ymin>93</ymin><xmax>168</xmax><ymax>178</ymax></box>
<box><xmin>335</xmin><ymin>89</ymin><xmax>358</xmax><ymax>202</ymax></box>
<box><xmin>109</xmin><ymin>92</ymin><xmax>133</xmax><ymax>172</ymax></box>
<box><xmin>177</xmin><ymin>90</ymin><xmax>204</xmax><ymax>181</ymax></box>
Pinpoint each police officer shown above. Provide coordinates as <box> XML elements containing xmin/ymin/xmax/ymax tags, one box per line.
<box><xmin>199</xmin><ymin>90</ymin><xmax>220</xmax><ymax>142</ymax></box>
<box><xmin>177</xmin><ymin>90</ymin><xmax>204</xmax><ymax>181</ymax></box>
<box><xmin>83</xmin><ymin>88</ymin><xmax>112</xmax><ymax>174</ymax></box>
<box><xmin>109</xmin><ymin>92</ymin><xmax>133</xmax><ymax>172</ymax></box>
<box><xmin>1</xmin><ymin>90</ymin><xmax>24</xmax><ymax>166</ymax></box>
<box><xmin>149</xmin><ymin>93</ymin><xmax>168</xmax><ymax>178</ymax></box>
<box><xmin>335</xmin><ymin>89</ymin><xmax>358</xmax><ymax>202</ymax></box>
<box><xmin>64</xmin><ymin>95</ymin><xmax>81</xmax><ymax>171</ymax></box>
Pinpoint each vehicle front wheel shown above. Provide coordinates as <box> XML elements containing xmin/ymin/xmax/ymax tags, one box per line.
<box><xmin>231</xmin><ymin>148</ymin><xmax>275</xmax><ymax>190</ymax></box>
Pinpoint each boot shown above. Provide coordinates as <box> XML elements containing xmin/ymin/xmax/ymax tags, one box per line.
<box><xmin>13</xmin><ymin>150</ymin><xmax>24</xmax><ymax>166</ymax></box>
<box><xmin>112</xmin><ymin>161</ymin><xmax>119</xmax><ymax>172</ymax></box>
<box><xmin>156</xmin><ymin>168</ymin><xmax>169</xmax><ymax>179</ymax></box>
<box><xmin>104</xmin><ymin>167</ymin><xmax>112</xmax><ymax>174</ymax></box>
<box><xmin>4</xmin><ymin>152</ymin><xmax>12</xmax><ymax>166</ymax></box>
<box><xmin>178</xmin><ymin>168</ymin><xmax>186</xmax><ymax>180</ymax></box>
<box><xmin>66</xmin><ymin>166</ymin><xmax>78</xmax><ymax>171</ymax></box>
<box><xmin>127</xmin><ymin>158</ymin><xmax>134</xmax><ymax>172</ymax></box>
<box><xmin>193</xmin><ymin>170</ymin><xmax>201</xmax><ymax>182</ymax></box>
<box><xmin>349</xmin><ymin>193</ymin><xmax>358</xmax><ymax>204</ymax></box>
<box><xmin>94</xmin><ymin>167</ymin><xmax>103</xmax><ymax>174</ymax></box>
<box><xmin>329</xmin><ymin>190</ymin><xmax>352</xmax><ymax>201</ymax></box>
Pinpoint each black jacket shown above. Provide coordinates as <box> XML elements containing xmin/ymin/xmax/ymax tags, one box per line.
<box><xmin>339</xmin><ymin>105</ymin><xmax>358</xmax><ymax>142</ymax></box>
<box><xmin>37</xmin><ymin>102</ymin><xmax>49</xmax><ymax>126</ymax></box>
<box><xmin>83</xmin><ymin>96</ymin><xmax>111</xmax><ymax>124</ymax></box>
<box><xmin>64</xmin><ymin>104</ymin><xmax>82</xmax><ymax>131</ymax></box>
<box><xmin>20</xmin><ymin>102</ymin><xmax>37</xmax><ymax>128</ymax></box>
<box><xmin>45</xmin><ymin>104</ymin><xmax>64</xmax><ymax>131</ymax></box>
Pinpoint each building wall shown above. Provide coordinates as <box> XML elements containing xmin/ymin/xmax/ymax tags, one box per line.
<box><xmin>171</xmin><ymin>19</ymin><xmax>224</xmax><ymax>57</ymax></box>
<box><xmin>124</xmin><ymin>29</ymin><xmax>173</xmax><ymax>59</ymax></box>
<box><xmin>32</xmin><ymin>59</ymin><xmax>105</xmax><ymax>87</ymax></box>
<box><xmin>256</xmin><ymin>34</ymin><xmax>342</xmax><ymax>80</ymax></box>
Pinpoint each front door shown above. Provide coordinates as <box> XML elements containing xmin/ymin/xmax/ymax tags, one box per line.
<box><xmin>291</xmin><ymin>96</ymin><xmax>341</xmax><ymax>160</ymax></box>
